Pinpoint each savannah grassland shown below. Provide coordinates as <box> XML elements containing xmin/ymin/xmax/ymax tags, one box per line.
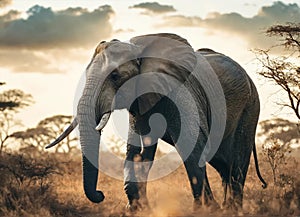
<box><xmin>0</xmin><ymin>147</ymin><xmax>299</xmax><ymax>217</ymax></box>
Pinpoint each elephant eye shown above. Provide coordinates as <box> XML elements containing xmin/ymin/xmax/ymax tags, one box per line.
<box><xmin>110</xmin><ymin>70</ymin><xmax>120</xmax><ymax>82</ymax></box>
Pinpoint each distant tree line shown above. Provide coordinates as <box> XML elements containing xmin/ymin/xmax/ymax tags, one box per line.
<box><xmin>0</xmin><ymin>82</ymin><xmax>78</xmax><ymax>155</ymax></box>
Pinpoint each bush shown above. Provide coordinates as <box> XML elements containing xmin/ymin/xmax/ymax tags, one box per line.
<box><xmin>245</xmin><ymin>153</ymin><xmax>300</xmax><ymax>216</ymax></box>
<box><xmin>0</xmin><ymin>152</ymin><xmax>84</xmax><ymax>216</ymax></box>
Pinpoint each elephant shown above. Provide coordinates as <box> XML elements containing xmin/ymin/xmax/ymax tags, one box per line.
<box><xmin>46</xmin><ymin>33</ymin><xmax>267</xmax><ymax>211</ymax></box>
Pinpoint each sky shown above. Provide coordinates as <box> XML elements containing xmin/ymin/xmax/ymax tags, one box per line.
<box><xmin>1</xmin><ymin>0</ymin><xmax>300</xmax><ymax>138</ymax></box>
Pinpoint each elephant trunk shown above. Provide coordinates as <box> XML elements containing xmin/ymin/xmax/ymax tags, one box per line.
<box><xmin>77</xmin><ymin>79</ymin><xmax>105</xmax><ymax>203</ymax></box>
<box><xmin>82</xmin><ymin>154</ymin><xmax>105</xmax><ymax>203</ymax></box>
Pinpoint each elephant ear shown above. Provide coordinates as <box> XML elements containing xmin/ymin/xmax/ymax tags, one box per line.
<box><xmin>130</xmin><ymin>33</ymin><xmax>196</xmax><ymax>115</ymax></box>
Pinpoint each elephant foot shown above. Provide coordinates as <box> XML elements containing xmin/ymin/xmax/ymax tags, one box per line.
<box><xmin>126</xmin><ymin>198</ymin><xmax>150</xmax><ymax>212</ymax></box>
<box><xmin>126</xmin><ymin>199</ymin><xmax>142</xmax><ymax>212</ymax></box>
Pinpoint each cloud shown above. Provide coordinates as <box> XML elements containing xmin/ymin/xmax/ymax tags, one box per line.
<box><xmin>0</xmin><ymin>0</ymin><xmax>12</xmax><ymax>8</ymax></box>
<box><xmin>0</xmin><ymin>5</ymin><xmax>114</xmax><ymax>49</ymax></box>
<box><xmin>0</xmin><ymin>5</ymin><xmax>114</xmax><ymax>74</ymax></box>
<box><xmin>160</xmin><ymin>1</ymin><xmax>300</xmax><ymax>49</ymax></box>
<box><xmin>160</xmin><ymin>15</ymin><xmax>202</xmax><ymax>27</ymax></box>
<box><xmin>0</xmin><ymin>9</ymin><xmax>20</xmax><ymax>23</ymax></box>
<box><xmin>244</xmin><ymin>3</ymin><xmax>257</xmax><ymax>7</ymax></box>
<box><xmin>114</xmin><ymin>28</ymin><xmax>134</xmax><ymax>34</ymax></box>
<box><xmin>130</xmin><ymin>2</ymin><xmax>176</xmax><ymax>14</ymax></box>
<box><xmin>0</xmin><ymin>47</ymin><xmax>91</xmax><ymax>73</ymax></box>
<box><xmin>0</xmin><ymin>49</ymin><xmax>65</xmax><ymax>73</ymax></box>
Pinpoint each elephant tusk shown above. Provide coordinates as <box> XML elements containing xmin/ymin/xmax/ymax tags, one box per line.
<box><xmin>95</xmin><ymin>113</ymin><xmax>111</xmax><ymax>131</ymax></box>
<box><xmin>45</xmin><ymin>118</ymin><xmax>78</xmax><ymax>149</ymax></box>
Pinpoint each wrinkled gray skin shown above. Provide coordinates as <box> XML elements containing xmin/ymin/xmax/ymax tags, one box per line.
<box><xmin>47</xmin><ymin>33</ymin><xmax>266</xmax><ymax>211</ymax></box>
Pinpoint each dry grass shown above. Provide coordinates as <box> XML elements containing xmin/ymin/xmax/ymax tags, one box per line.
<box><xmin>0</xmin><ymin>151</ymin><xmax>299</xmax><ymax>217</ymax></box>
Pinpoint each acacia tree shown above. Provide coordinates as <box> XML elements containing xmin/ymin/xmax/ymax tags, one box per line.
<box><xmin>12</xmin><ymin>127</ymin><xmax>52</xmax><ymax>154</ymax></box>
<box><xmin>13</xmin><ymin>115</ymin><xmax>78</xmax><ymax>154</ymax></box>
<box><xmin>256</xmin><ymin>23</ymin><xmax>300</xmax><ymax>121</ymax></box>
<box><xmin>0</xmin><ymin>82</ymin><xmax>17</xmax><ymax>109</ymax></box>
<box><xmin>256</xmin><ymin>23</ymin><xmax>300</xmax><ymax>185</ymax></box>
<box><xmin>0</xmin><ymin>85</ymin><xmax>34</xmax><ymax>153</ymax></box>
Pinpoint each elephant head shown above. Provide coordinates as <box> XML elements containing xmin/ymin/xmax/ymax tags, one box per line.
<box><xmin>46</xmin><ymin>33</ymin><xmax>196</xmax><ymax>203</ymax></box>
<box><xmin>76</xmin><ymin>40</ymin><xmax>142</xmax><ymax>203</ymax></box>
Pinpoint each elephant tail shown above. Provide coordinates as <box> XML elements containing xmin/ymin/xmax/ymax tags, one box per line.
<box><xmin>253</xmin><ymin>144</ymin><xmax>267</xmax><ymax>188</ymax></box>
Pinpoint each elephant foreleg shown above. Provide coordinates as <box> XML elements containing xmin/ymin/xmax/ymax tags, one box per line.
<box><xmin>124</xmin><ymin>127</ymin><xmax>158</xmax><ymax>210</ymax></box>
<box><xmin>137</xmin><ymin>139</ymin><xmax>158</xmax><ymax>207</ymax></box>
<box><xmin>124</xmin><ymin>132</ymin><xmax>142</xmax><ymax>209</ymax></box>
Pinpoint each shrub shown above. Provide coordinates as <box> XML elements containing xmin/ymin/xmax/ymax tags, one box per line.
<box><xmin>0</xmin><ymin>152</ymin><xmax>84</xmax><ymax>216</ymax></box>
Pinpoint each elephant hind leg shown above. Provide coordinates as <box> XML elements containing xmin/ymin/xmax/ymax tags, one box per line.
<box><xmin>208</xmin><ymin>136</ymin><xmax>233</xmax><ymax>209</ymax></box>
<box><xmin>229</xmin><ymin>106</ymin><xmax>259</xmax><ymax>209</ymax></box>
<box><xmin>180</xmin><ymin>148</ymin><xmax>206</xmax><ymax>210</ymax></box>
<box><xmin>185</xmin><ymin>158</ymin><xmax>205</xmax><ymax>199</ymax></box>
<box><xmin>203</xmin><ymin>171</ymin><xmax>214</xmax><ymax>204</ymax></box>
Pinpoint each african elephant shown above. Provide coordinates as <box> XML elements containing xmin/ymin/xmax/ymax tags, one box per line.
<box><xmin>46</xmin><ymin>33</ymin><xmax>267</xmax><ymax>210</ymax></box>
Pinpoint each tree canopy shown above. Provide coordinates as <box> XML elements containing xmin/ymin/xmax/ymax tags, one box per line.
<box><xmin>0</xmin><ymin>83</ymin><xmax>34</xmax><ymax>153</ymax></box>
<box><xmin>256</xmin><ymin>23</ymin><xmax>300</xmax><ymax>121</ymax></box>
